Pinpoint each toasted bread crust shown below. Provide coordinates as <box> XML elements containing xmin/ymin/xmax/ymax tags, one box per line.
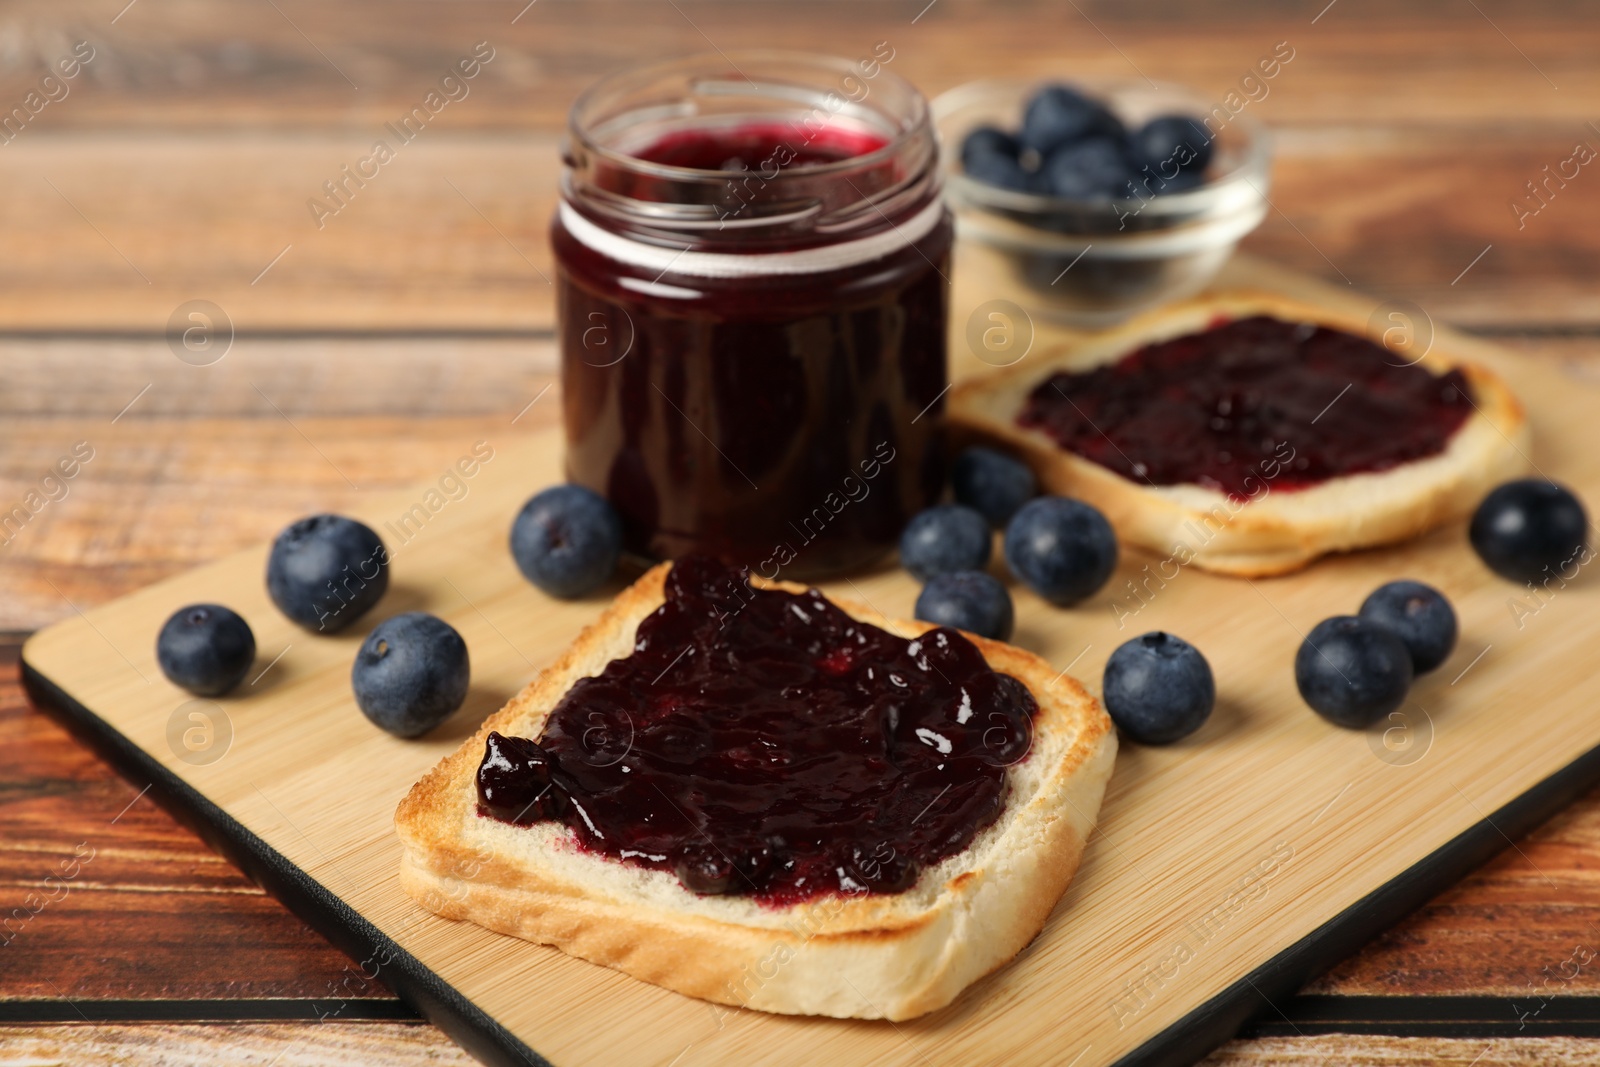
<box><xmin>949</xmin><ymin>290</ymin><xmax>1532</xmax><ymax>577</ymax></box>
<box><xmin>396</xmin><ymin>563</ymin><xmax>1116</xmax><ymax>1020</ymax></box>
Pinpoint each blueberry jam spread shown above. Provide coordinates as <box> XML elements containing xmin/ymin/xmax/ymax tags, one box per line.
<box><xmin>1017</xmin><ymin>316</ymin><xmax>1475</xmax><ymax>500</ymax></box>
<box><xmin>476</xmin><ymin>555</ymin><xmax>1036</xmax><ymax>904</ymax></box>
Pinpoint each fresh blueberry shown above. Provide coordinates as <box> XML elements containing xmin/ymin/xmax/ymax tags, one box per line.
<box><xmin>963</xmin><ymin>149</ymin><xmax>1037</xmax><ymax>193</ymax></box>
<box><xmin>951</xmin><ymin>446</ymin><xmax>1037</xmax><ymax>527</ymax></box>
<box><xmin>1042</xmin><ymin>137</ymin><xmax>1134</xmax><ymax>199</ymax></box>
<box><xmin>1020</xmin><ymin>84</ymin><xmax>1124</xmax><ymax>156</ymax></box>
<box><xmin>266</xmin><ymin>514</ymin><xmax>388</xmax><ymax>633</ymax></box>
<box><xmin>1103</xmin><ymin>632</ymin><xmax>1215</xmax><ymax>745</ymax></box>
<box><xmin>1295</xmin><ymin>616</ymin><xmax>1414</xmax><ymax>729</ymax></box>
<box><xmin>510</xmin><ymin>485</ymin><xmax>624</xmax><ymax>598</ymax></box>
<box><xmin>961</xmin><ymin>124</ymin><xmax>1020</xmax><ymax>167</ymax></box>
<box><xmin>351</xmin><ymin>612</ymin><xmax>470</xmax><ymax>738</ymax></box>
<box><xmin>899</xmin><ymin>504</ymin><xmax>992</xmax><ymax>581</ymax></box>
<box><xmin>1161</xmin><ymin>169</ymin><xmax>1207</xmax><ymax>194</ymax></box>
<box><xmin>1359</xmin><ymin>580</ymin><xmax>1457</xmax><ymax>674</ymax></box>
<box><xmin>1125</xmin><ymin>167</ymin><xmax>1206</xmax><ymax>199</ymax></box>
<box><xmin>914</xmin><ymin>571</ymin><xmax>1015</xmax><ymax>641</ymax></box>
<box><xmin>156</xmin><ymin>604</ymin><xmax>256</xmax><ymax>696</ymax></box>
<box><xmin>1129</xmin><ymin>114</ymin><xmax>1214</xmax><ymax>174</ymax></box>
<box><xmin>1469</xmin><ymin>479</ymin><xmax>1589</xmax><ymax>584</ymax></box>
<box><xmin>1003</xmin><ymin>496</ymin><xmax>1118</xmax><ymax>605</ymax></box>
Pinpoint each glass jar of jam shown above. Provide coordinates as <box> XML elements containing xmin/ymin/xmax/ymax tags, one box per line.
<box><xmin>554</xmin><ymin>50</ymin><xmax>952</xmax><ymax>579</ymax></box>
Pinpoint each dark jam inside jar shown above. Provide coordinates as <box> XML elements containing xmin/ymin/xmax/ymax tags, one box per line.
<box><xmin>1017</xmin><ymin>315</ymin><xmax>1475</xmax><ymax>499</ymax></box>
<box><xmin>627</xmin><ymin>122</ymin><xmax>888</xmax><ymax>171</ymax></box>
<box><xmin>475</xmin><ymin>555</ymin><xmax>1037</xmax><ymax>905</ymax></box>
<box><xmin>556</xmin><ymin>53</ymin><xmax>950</xmax><ymax>579</ymax></box>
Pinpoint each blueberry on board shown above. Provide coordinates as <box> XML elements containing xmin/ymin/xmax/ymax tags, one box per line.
<box><xmin>266</xmin><ymin>514</ymin><xmax>389</xmax><ymax>633</ymax></box>
<box><xmin>1103</xmin><ymin>631</ymin><xmax>1215</xmax><ymax>745</ymax></box>
<box><xmin>899</xmin><ymin>504</ymin><xmax>992</xmax><ymax>581</ymax></box>
<box><xmin>963</xmin><ymin>148</ymin><xmax>1038</xmax><ymax>193</ymax></box>
<box><xmin>1020</xmin><ymin>83</ymin><xmax>1124</xmax><ymax>156</ymax></box>
<box><xmin>510</xmin><ymin>485</ymin><xmax>624</xmax><ymax>598</ymax></box>
<box><xmin>951</xmin><ymin>446</ymin><xmax>1038</xmax><ymax>527</ymax></box>
<box><xmin>961</xmin><ymin>124</ymin><xmax>1021</xmax><ymax>167</ymax></box>
<box><xmin>1295</xmin><ymin>616</ymin><xmax>1414</xmax><ymax>729</ymax></box>
<box><xmin>156</xmin><ymin>603</ymin><xmax>256</xmax><ymax>696</ymax></box>
<box><xmin>1003</xmin><ymin>496</ymin><xmax>1119</xmax><ymax>606</ymax></box>
<box><xmin>1129</xmin><ymin>114</ymin><xmax>1214</xmax><ymax>174</ymax></box>
<box><xmin>1359</xmin><ymin>580</ymin><xmax>1458</xmax><ymax>674</ymax></box>
<box><xmin>914</xmin><ymin>571</ymin><xmax>1015</xmax><ymax>641</ymax></box>
<box><xmin>1468</xmin><ymin>479</ymin><xmax>1589</xmax><ymax>584</ymax></box>
<box><xmin>351</xmin><ymin>612</ymin><xmax>470</xmax><ymax>738</ymax></box>
<box><xmin>1042</xmin><ymin>137</ymin><xmax>1134</xmax><ymax>199</ymax></box>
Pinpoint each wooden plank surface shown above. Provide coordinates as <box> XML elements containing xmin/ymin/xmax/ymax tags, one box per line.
<box><xmin>0</xmin><ymin>1023</ymin><xmax>474</xmax><ymax>1065</ymax></box>
<box><xmin>0</xmin><ymin>1</ymin><xmax>1592</xmax><ymax>329</ymax></box>
<box><xmin>5</xmin><ymin>0</ymin><xmax>1600</xmax><ymax>1062</ymax></box>
<box><xmin>0</xmin><ymin>644</ymin><xmax>392</xmax><ymax>1005</ymax></box>
<box><xmin>6</xmin><ymin>1028</ymin><xmax>1600</xmax><ymax>1067</ymax></box>
<box><xmin>0</xmin><ymin>133</ymin><xmax>1595</xmax><ymax>332</ymax></box>
<box><xmin>0</xmin><ymin>335</ymin><xmax>558</xmax><ymax>632</ymax></box>
<box><xmin>17</xmin><ymin>261</ymin><xmax>1600</xmax><ymax>1065</ymax></box>
<box><xmin>2</xmin><ymin>333</ymin><xmax>1596</xmax><ymax>634</ymax></box>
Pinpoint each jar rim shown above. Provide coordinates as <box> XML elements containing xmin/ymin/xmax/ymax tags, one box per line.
<box><xmin>562</xmin><ymin>49</ymin><xmax>941</xmax><ymax>245</ymax></box>
<box><xmin>567</xmin><ymin>49</ymin><xmax>930</xmax><ymax>183</ymax></box>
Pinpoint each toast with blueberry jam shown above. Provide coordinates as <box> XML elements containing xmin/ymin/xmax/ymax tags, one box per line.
<box><xmin>950</xmin><ymin>291</ymin><xmax>1529</xmax><ymax>577</ymax></box>
<box><xmin>395</xmin><ymin>556</ymin><xmax>1115</xmax><ymax>1020</ymax></box>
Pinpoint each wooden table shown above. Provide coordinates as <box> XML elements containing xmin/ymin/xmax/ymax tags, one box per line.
<box><xmin>2</xmin><ymin>1</ymin><xmax>1599</xmax><ymax>1063</ymax></box>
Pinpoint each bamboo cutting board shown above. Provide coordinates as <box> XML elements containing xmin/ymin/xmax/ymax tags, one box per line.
<box><xmin>21</xmin><ymin>260</ymin><xmax>1600</xmax><ymax>1067</ymax></box>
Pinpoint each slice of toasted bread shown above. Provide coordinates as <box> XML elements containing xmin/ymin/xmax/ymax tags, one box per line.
<box><xmin>950</xmin><ymin>290</ymin><xmax>1531</xmax><ymax>577</ymax></box>
<box><xmin>395</xmin><ymin>562</ymin><xmax>1115</xmax><ymax>1021</ymax></box>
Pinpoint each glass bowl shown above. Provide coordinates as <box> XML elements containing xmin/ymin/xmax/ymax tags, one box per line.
<box><xmin>934</xmin><ymin>78</ymin><xmax>1272</xmax><ymax>328</ymax></box>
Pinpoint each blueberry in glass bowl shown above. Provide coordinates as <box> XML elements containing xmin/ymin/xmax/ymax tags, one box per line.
<box><xmin>934</xmin><ymin>79</ymin><xmax>1271</xmax><ymax>328</ymax></box>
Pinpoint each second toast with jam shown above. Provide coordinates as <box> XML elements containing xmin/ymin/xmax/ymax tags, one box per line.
<box><xmin>949</xmin><ymin>290</ymin><xmax>1530</xmax><ymax>577</ymax></box>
